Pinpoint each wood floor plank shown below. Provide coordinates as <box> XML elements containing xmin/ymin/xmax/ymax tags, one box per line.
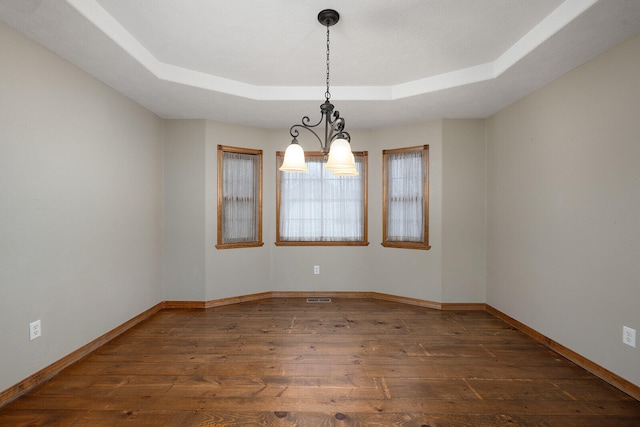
<box><xmin>1</xmin><ymin>297</ymin><xmax>639</xmax><ymax>426</ymax></box>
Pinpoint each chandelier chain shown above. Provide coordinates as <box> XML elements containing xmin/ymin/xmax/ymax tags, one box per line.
<box><xmin>325</xmin><ymin>24</ymin><xmax>331</xmax><ymax>101</ymax></box>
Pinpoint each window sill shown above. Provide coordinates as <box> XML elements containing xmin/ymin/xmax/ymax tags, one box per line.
<box><xmin>216</xmin><ymin>242</ymin><xmax>264</xmax><ymax>250</ymax></box>
<box><xmin>275</xmin><ymin>241</ymin><xmax>369</xmax><ymax>247</ymax></box>
<box><xmin>381</xmin><ymin>242</ymin><xmax>431</xmax><ymax>250</ymax></box>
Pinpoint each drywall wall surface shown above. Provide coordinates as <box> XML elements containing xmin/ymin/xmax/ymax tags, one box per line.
<box><xmin>442</xmin><ymin>119</ymin><xmax>487</xmax><ymax>303</ymax></box>
<box><xmin>0</xmin><ymin>22</ymin><xmax>164</xmax><ymax>392</ymax></box>
<box><xmin>163</xmin><ymin>119</ymin><xmax>207</xmax><ymax>301</ymax></box>
<box><xmin>486</xmin><ymin>32</ymin><xmax>640</xmax><ymax>386</ymax></box>
<box><xmin>204</xmin><ymin>120</ymin><xmax>272</xmax><ymax>301</ymax></box>
<box><xmin>367</xmin><ymin>121</ymin><xmax>444</xmax><ymax>301</ymax></box>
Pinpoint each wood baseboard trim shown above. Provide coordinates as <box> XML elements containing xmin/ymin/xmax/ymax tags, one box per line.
<box><xmin>204</xmin><ymin>292</ymin><xmax>274</xmax><ymax>308</ymax></box>
<box><xmin>269</xmin><ymin>291</ymin><xmax>376</xmax><ymax>299</ymax></box>
<box><xmin>163</xmin><ymin>300</ymin><xmax>206</xmax><ymax>309</ymax></box>
<box><xmin>441</xmin><ymin>302</ymin><xmax>487</xmax><ymax>311</ymax></box>
<box><xmin>486</xmin><ymin>305</ymin><xmax>640</xmax><ymax>401</ymax></box>
<box><xmin>369</xmin><ymin>292</ymin><xmax>442</xmax><ymax>309</ymax></box>
<box><xmin>166</xmin><ymin>291</ymin><xmax>445</xmax><ymax>309</ymax></box>
<box><xmin>199</xmin><ymin>291</ymin><xmax>453</xmax><ymax>310</ymax></box>
<box><xmin>164</xmin><ymin>294</ymin><xmax>281</xmax><ymax>309</ymax></box>
<box><xmin>0</xmin><ymin>302</ymin><xmax>165</xmax><ymax>407</ymax></box>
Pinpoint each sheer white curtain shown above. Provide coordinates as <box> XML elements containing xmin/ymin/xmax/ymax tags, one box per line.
<box><xmin>386</xmin><ymin>150</ymin><xmax>424</xmax><ymax>242</ymax></box>
<box><xmin>280</xmin><ymin>156</ymin><xmax>365</xmax><ymax>241</ymax></box>
<box><xmin>221</xmin><ymin>152</ymin><xmax>259</xmax><ymax>243</ymax></box>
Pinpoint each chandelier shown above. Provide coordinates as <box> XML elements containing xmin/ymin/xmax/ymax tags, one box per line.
<box><xmin>279</xmin><ymin>9</ymin><xmax>358</xmax><ymax>176</ymax></box>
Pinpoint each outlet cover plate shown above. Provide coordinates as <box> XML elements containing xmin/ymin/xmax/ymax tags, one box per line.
<box><xmin>623</xmin><ymin>326</ymin><xmax>636</xmax><ymax>348</ymax></box>
<box><xmin>29</xmin><ymin>319</ymin><xmax>42</xmax><ymax>340</ymax></box>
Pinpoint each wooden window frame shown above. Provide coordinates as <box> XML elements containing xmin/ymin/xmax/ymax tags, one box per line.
<box><xmin>382</xmin><ymin>145</ymin><xmax>430</xmax><ymax>250</ymax></box>
<box><xmin>275</xmin><ymin>151</ymin><xmax>369</xmax><ymax>246</ymax></box>
<box><xmin>216</xmin><ymin>145</ymin><xmax>263</xmax><ymax>249</ymax></box>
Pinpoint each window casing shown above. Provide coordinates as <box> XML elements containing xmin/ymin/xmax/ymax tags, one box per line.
<box><xmin>216</xmin><ymin>145</ymin><xmax>263</xmax><ymax>249</ymax></box>
<box><xmin>382</xmin><ymin>145</ymin><xmax>430</xmax><ymax>250</ymax></box>
<box><xmin>276</xmin><ymin>151</ymin><xmax>368</xmax><ymax>246</ymax></box>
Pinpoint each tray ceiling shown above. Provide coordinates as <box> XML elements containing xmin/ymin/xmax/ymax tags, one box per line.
<box><xmin>2</xmin><ymin>0</ymin><xmax>640</xmax><ymax>129</ymax></box>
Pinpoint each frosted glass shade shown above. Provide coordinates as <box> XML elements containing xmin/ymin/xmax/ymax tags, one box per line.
<box><xmin>331</xmin><ymin>166</ymin><xmax>359</xmax><ymax>176</ymax></box>
<box><xmin>330</xmin><ymin>152</ymin><xmax>359</xmax><ymax>176</ymax></box>
<box><xmin>279</xmin><ymin>143</ymin><xmax>308</xmax><ymax>172</ymax></box>
<box><xmin>324</xmin><ymin>138</ymin><xmax>355</xmax><ymax>171</ymax></box>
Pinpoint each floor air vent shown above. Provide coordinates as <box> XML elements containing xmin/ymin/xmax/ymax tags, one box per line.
<box><xmin>306</xmin><ymin>297</ymin><xmax>332</xmax><ymax>303</ymax></box>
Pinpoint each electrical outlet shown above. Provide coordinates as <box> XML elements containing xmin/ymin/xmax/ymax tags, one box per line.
<box><xmin>29</xmin><ymin>319</ymin><xmax>42</xmax><ymax>341</ymax></box>
<box><xmin>623</xmin><ymin>326</ymin><xmax>636</xmax><ymax>348</ymax></box>
<box><xmin>313</xmin><ymin>265</ymin><xmax>320</xmax><ymax>275</ymax></box>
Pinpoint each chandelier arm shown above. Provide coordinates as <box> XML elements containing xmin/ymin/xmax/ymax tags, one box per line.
<box><xmin>326</xmin><ymin>111</ymin><xmax>350</xmax><ymax>142</ymax></box>
<box><xmin>302</xmin><ymin>114</ymin><xmax>324</xmax><ymax>128</ymax></box>
<box><xmin>329</xmin><ymin>111</ymin><xmax>344</xmax><ymax>131</ymax></box>
<box><xmin>331</xmin><ymin>130</ymin><xmax>350</xmax><ymax>143</ymax></box>
<box><xmin>289</xmin><ymin>113</ymin><xmax>323</xmax><ymax>137</ymax></box>
<box><xmin>289</xmin><ymin>123</ymin><xmax>323</xmax><ymax>147</ymax></box>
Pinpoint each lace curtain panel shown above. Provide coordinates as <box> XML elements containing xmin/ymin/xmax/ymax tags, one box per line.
<box><xmin>279</xmin><ymin>156</ymin><xmax>365</xmax><ymax>242</ymax></box>
<box><xmin>385</xmin><ymin>149</ymin><xmax>425</xmax><ymax>242</ymax></box>
<box><xmin>221</xmin><ymin>151</ymin><xmax>260</xmax><ymax>244</ymax></box>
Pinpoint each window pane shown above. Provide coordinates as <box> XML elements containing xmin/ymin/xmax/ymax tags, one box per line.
<box><xmin>277</xmin><ymin>152</ymin><xmax>368</xmax><ymax>245</ymax></box>
<box><xmin>387</xmin><ymin>150</ymin><xmax>424</xmax><ymax>241</ymax></box>
<box><xmin>217</xmin><ymin>146</ymin><xmax>263</xmax><ymax>249</ymax></box>
<box><xmin>383</xmin><ymin>146</ymin><xmax>430</xmax><ymax>249</ymax></box>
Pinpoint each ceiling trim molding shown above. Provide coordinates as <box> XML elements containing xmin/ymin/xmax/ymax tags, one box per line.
<box><xmin>493</xmin><ymin>0</ymin><xmax>598</xmax><ymax>77</ymax></box>
<box><xmin>67</xmin><ymin>0</ymin><xmax>597</xmax><ymax>101</ymax></box>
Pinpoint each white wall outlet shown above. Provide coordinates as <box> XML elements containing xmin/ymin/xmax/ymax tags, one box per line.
<box><xmin>313</xmin><ymin>265</ymin><xmax>320</xmax><ymax>275</ymax></box>
<box><xmin>623</xmin><ymin>326</ymin><xmax>636</xmax><ymax>348</ymax></box>
<box><xmin>29</xmin><ymin>319</ymin><xmax>42</xmax><ymax>341</ymax></box>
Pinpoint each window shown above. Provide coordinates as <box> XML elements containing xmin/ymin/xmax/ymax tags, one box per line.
<box><xmin>216</xmin><ymin>145</ymin><xmax>263</xmax><ymax>249</ymax></box>
<box><xmin>382</xmin><ymin>145</ymin><xmax>430</xmax><ymax>250</ymax></box>
<box><xmin>276</xmin><ymin>151</ymin><xmax>368</xmax><ymax>246</ymax></box>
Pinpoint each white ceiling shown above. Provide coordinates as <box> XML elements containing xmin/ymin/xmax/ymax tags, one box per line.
<box><xmin>2</xmin><ymin>0</ymin><xmax>640</xmax><ymax>129</ymax></box>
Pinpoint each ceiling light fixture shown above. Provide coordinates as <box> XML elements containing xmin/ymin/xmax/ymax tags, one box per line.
<box><xmin>279</xmin><ymin>9</ymin><xmax>357</xmax><ymax>176</ymax></box>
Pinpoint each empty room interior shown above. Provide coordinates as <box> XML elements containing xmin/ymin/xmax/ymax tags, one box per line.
<box><xmin>1</xmin><ymin>0</ymin><xmax>640</xmax><ymax>425</ymax></box>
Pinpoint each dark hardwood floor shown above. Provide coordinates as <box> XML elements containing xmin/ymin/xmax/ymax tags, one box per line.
<box><xmin>1</xmin><ymin>298</ymin><xmax>639</xmax><ymax>426</ymax></box>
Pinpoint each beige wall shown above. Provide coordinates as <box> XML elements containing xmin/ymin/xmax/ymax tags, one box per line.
<box><xmin>162</xmin><ymin>120</ymin><xmax>207</xmax><ymax>301</ymax></box>
<box><xmin>0</xmin><ymin>22</ymin><xmax>164</xmax><ymax>392</ymax></box>
<box><xmin>442</xmin><ymin>119</ymin><xmax>487</xmax><ymax>303</ymax></box>
<box><xmin>486</xmin><ymin>32</ymin><xmax>640</xmax><ymax>386</ymax></box>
